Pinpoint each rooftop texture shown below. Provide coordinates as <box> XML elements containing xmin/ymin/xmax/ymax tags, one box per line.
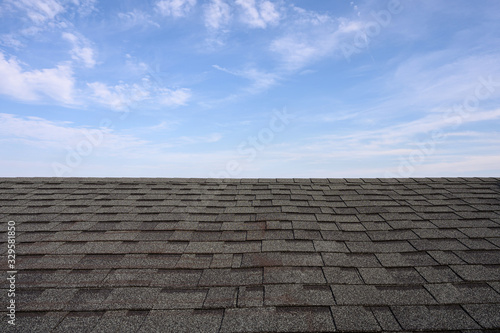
<box><xmin>1</xmin><ymin>177</ymin><xmax>500</xmax><ymax>332</ymax></box>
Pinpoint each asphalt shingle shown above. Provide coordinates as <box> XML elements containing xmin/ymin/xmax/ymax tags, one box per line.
<box><xmin>391</xmin><ymin>305</ymin><xmax>480</xmax><ymax>330</ymax></box>
<box><xmin>138</xmin><ymin>309</ymin><xmax>223</xmax><ymax>333</ymax></box>
<box><xmin>330</xmin><ymin>306</ymin><xmax>381</xmax><ymax>332</ymax></box>
<box><xmin>1</xmin><ymin>177</ymin><xmax>499</xmax><ymax>332</ymax></box>
<box><xmin>265</xmin><ymin>284</ymin><xmax>334</xmax><ymax>306</ymax></box>
<box><xmin>220</xmin><ymin>306</ymin><xmax>335</xmax><ymax>333</ymax></box>
<box><xmin>330</xmin><ymin>284</ymin><xmax>436</xmax><ymax>306</ymax></box>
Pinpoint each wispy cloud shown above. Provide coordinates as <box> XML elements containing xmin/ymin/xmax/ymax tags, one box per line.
<box><xmin>146</xmin><ymin>120</ymin><xmax>179</xmax><ymax>132</ymax></box>
<box><xmin>62</xmin><ymin>32</ymin><xmax>96</xmax><ymax>68</ymax></box>
<box><xmin>290</xmin><ymin>5</ymin><xmax>332</xmax><ymax>26</ymax></box>
<box><xmin>155</xmin><ymin>0</ymin><xmax>196</xmax><ymax>18</ymax></box>
<box><xmin>269</xmin><ymin>14</ymin><xmax>363</xmax><ymax>71</ymax></box>
<box><xmin>390</xmin><ymin>53</ymin><xmax>500</xmax><ymax>107</ymax></box>
<box><xmin>301</xmin><ymin>112</ymin><xmax>361</xmax><ymax>124</ymax></box>
<box><xmin>270</xmin><ymin>35</ymin><xmax>324</xmax><ymax>71</ymax></box>
<box><xmin>158</xmin><ymin>87</ymin><xmax>192</xmax><ymax>106</ymax></box>
<box><xmin>0</xmin><ymin>51</ymin><xmax>76</xmax><ymax>104</ymax></box>
<box><xmin>87</xmin><ymin>79</ymin><xmax>191</xmax><ymax>111</ymax></box>
<box><xmin>72</xmin><ymin>0</ymin><xmax>97</xmax><ymax>17</ymax></box>
<box><xmin>87</xmin><ymin>82</ymin><xmax>132</xmax><ymax>110</ymax></box>
<box><xmin>118</xmin><ymin>9</ymin><xmax>160</xmax><ymax>29</ymax></box>
<box><xmin>235</xmin><ymin>0</ymin><xmax>280</xmax><ymax>29</ymax></box>
<box><xmin>0</xmin><ymin>33</ymin><xmax>25</xmax><ymax>49</ymax></box>
<box><xmin>342</xmin><ymin>52</ymin><xmax>500</xmax><ymax>128</ymax></box>
<box><xmin>124</xmin><ymin>54</ymin><xmax>149</xmax><ymax>74</ymax></box>
<box><xmin>0</xmin><ymin>113</ymin><xmax>76</xmax><ymax>147</ymax></box>
<box><xmin>0</xmin><ymin>112</ymin><xmax>147</xmax><ymax>150</ymax></box>
<box><xmin>176</xmin><ymin>133</ymin><xmax>222</xmax><ymax>144</ymax></box>
<box><xmin>204</xmin><ymin>0</ymin><xmax>231</xmax><ymax>30</ymax></box>
<box><xmin>213</xmin><ymin>64</ymin><xmax>279</xmax><ymax>93</ymax></box>
<box><xmin>0</xmin><ymin>113</ymin><xmax>225</xmax><ymax>176</ymax></box>
<box><xmin>7</xmin><ymin>0</ymin><xmax>64</xmax><ymax>23</ymax></box>
<box><xmin>313</xmin><ymin>108</ymin><xmax>500</xmax><ymax>151</ymax></box>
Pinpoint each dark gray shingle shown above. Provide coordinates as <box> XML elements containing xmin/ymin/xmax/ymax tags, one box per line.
<box><xmin>1</xmin><ymin>177</ymin><xmax>499</xmax><ymax>332</ymax></box>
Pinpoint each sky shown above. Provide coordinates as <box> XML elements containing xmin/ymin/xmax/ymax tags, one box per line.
<box><xmin>0</xmin><ymin>0</ymin><xmax>499</xmax><ymax>178</ymax></box>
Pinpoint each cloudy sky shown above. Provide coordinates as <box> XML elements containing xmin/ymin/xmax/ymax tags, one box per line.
<box><xmin>1</xmin><ymin>0</ymin><xmax>499</xmax><ymax>178</ymax></box>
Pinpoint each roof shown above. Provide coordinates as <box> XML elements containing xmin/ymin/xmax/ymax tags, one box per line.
<box><xmin>1</xmin><ymin>177</ymin><xmax>500</xmax><ymax>332</ymax></box>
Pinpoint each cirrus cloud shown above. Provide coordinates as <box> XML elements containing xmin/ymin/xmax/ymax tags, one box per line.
<box><xmin>235</xmin><ymin>0</ymin><xmax>280</xmax><ymax>29</ymax></box>
<box><xmin>155</xmin><ymin>0</ymin><xmax>196</xmax><ymax>18</ymax></box>
<box><xmin>7</xmin><ymin>0</ymin><xmax>64</xmax><ymax>23</ymax></box>
<box><xmin>87</xmin><ymin>79</ymin><xmax>191</xmax><ymax>110</ymax></box>
<box><xmin>62</xmin><ymin>32</ymin><xmax>96</xmax><ymax>68</ymax></box>
<box><xmin>204</xmin><ymin>0</ymin><xmax>231</xmax><ymax>30</ymax></box>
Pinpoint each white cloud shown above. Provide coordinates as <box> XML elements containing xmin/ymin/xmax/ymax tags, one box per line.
<box><xmin>0</xmin><ymin>113</ymin><xmax>147</xmax><ymax>150</ymax></box>
<box><xmin>155</xmin><ymin>0</ymin><xmax>196</xmax><ymax>18</ymax></box>
<box><xmin>204</xmin><ymin>0</ymin><xmax>231</xmax><ymax>30</ymax></box>
<box><xmin>125</xmin><ymin>54</ymin><xmax>149</xmax><ymax>74</ymax></box>
<box><xmin>118</xmin><ymin>9</ymin><xmax>160</xmax><ymax>29</ymax></box>
<box><xmin>0</xmin><ymin>34</ymin><xmax>24</xmax><ymax>49</ymax></box>
<box><xmin>87</xmin><ymin>80</ymin><xmax>191</xmax><ymax>110</ymax></box>
<box><xmin>62</xmin><ymin>32</ymin><xmax>96</xmax><ymax>68</ymax></box>
<box><xmin>301</xmin><ymin>112</ymin><xmax>360</xmax><ymax>123</ymax></box>
<box><xmin>337</xmin><ymin>19</ymin><xmax>364</xmax><ymax>34</ymax></box>
<box><xmin>290</xmin><ymin>5</ymin><xmax>331</xmax><ymax>26</ymax></box>
<box><xmin>235</xmin><ymin>0</ymin><xmax>280</xmax><ymax>28</ymax></box>
<box><xmin>158</xmin><ymin>87</ymin><xmax>192</xmax><ymax>106</ymax></box>
<box><xmin>71</xmin><ymin>0</ymin><xmax>97</xmax><ymax>17</ymax></box>
<box><xmin>345</xmin><ymin>53</ymin><xmax>500</xmax><ymax>129</ymax></box>
<box><xmin>270</xmin><ymin>35</ymin><xmax>323</xmax><ymax>71</ymax></box>
<box><xmin>8</xmin><ymin>0</ymin><xmax>64</xmax><ymax>23</ymax></box>
<box><xmin>294</xmin><ymin>107</ymin><xmax>500</xmax><ymax>176</ymax></box>
<box><xmin>0</xmin><ymin>113</ymin><xmax>227</xmax><ymax>177</ymax></box>
<box><xmin>0</xmin><ymin>51</ymin><xmax>75</xmax><ymax>104</ymax></box>
<box><xmin>0</xmin><ymin>113</ymin><xmax>77</xmax><ymax>146</ymax></box>
<box><xmin>265</xmin><ymin>3</ymin><xmax>382</xmax><ymax>71</ymax></box>
<box><xmin>87</xmin><ymin>82</ymin><xmax>129</xmax><ymax>110</ymax></box>
<box><xmin>312</xmin><ymin>108</ymin><xmax>500</xmax><ymax>152</ymax></box>
<box><xmin>0</xmin><ymin>113</ymin><xmax>217</xmax><ymax>153</ymax></box>
<box><xmin>176</xmin><ymin>133</ymin><xmax>222</xmax><ymax>144</ymax></box>
<box><xmin>390</xmin><ymin>53</ymin><xmax>500</xmax><ymax>107</ymax></box>
<box><xmin>213</xmin><ymin>64</ymin><xmax>279</xmax><ymax>93</ymax></box>
<box><xmin>146</xmin><ymin>120</ymin><xmax>179</xmax><ymax>132</ymax></box>
<box><xmin>268</xmin><ymin>8</ymin><xmax>364</xmax><ymax>71</ymax></box>
<box><xmin>258</xmin><ymin>0</ymin><xmax>279</xmax><ymax>25</ymax></box>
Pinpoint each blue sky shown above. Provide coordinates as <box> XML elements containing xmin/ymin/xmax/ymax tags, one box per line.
<box><xmin>1</xmin><ymin>0</ymin><xmax>499</xmax><ymax>178</ymax></box>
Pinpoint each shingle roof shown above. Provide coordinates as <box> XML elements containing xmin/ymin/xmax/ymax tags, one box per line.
<box><xmin>1</xmin><ymin>177</ymin><xmax>500</xmax><ymax>332</ymax></box>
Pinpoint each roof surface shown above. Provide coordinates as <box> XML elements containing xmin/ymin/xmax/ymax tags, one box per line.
<box><xmin>1</xmin><ymin>177</ymin><xmax>500</xmax><ymax>332</ymax></box>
